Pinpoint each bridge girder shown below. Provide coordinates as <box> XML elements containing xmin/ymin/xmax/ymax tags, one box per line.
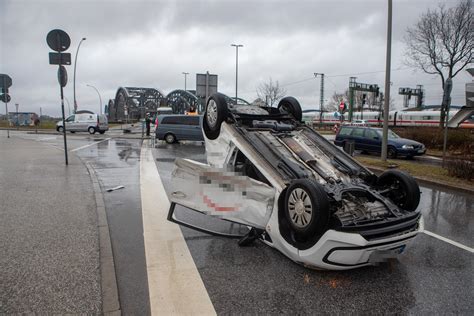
<box><xmin>109</xmin><ymin>87</ymin><xmax>166</xmax><ymax>121</ymax></box>
<box><xmin>165</xmin><ymin>89</ymin><xmax>204</xmax><ymax>114</ymax></box>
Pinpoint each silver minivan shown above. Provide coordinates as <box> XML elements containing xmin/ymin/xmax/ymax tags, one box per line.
<box><xmin>57</xmin><ymin>111</ymin><xmax>108</xmax><ymax>134</ymax></box>
<box><xmin>155</xmin><ymin>115</ymin><xmax>204</xmax><ymax>143</ymax></box>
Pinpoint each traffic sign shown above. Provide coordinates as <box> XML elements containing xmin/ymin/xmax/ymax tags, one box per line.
<box><xmin>57</xmin><ymin>66</ymin><xmax>68</xmax><ymax>87</ymax></box>
<box><xmin>46</xmin><ymin>29</ymin><xmax>71</xmax><ymax>52</ymax></box>
<box><xmin>0</xmin><ymin>74</ymin><xmax>12</xmax><ymax>89</ymax></box>
<box><xmin>0</xmin><ymin>94</ymin><xmax>11</xmax><ymax>103</ymax></box>
<box><xmin>49</xmin><ymin>52</ymin><xmax>71</xmax><ymax>65</ymax></box>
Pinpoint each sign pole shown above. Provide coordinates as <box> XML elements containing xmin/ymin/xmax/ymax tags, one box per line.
<box><xmin>3</xmin><ymin>77</ymin><xmax>9</xmax><ymax>138</ymax></box>
<box><xmin>57</xmin><ymin>33</ymin><xmax>69</xmax><ymax>165</ymax></box>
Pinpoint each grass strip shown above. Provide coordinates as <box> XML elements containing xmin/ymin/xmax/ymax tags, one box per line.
<box><xmin>355</xmin><ymin>156</ymin><xmax>473</xmax><ymax>190</ymax></box>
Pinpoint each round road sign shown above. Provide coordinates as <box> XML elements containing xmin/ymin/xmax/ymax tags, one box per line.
<box><xmin>58</xmin><ymin>66</ymin><xmax>68</xmax><ymax>87</ymax></box>
<box><xmin>0</xmin><ymin>94</ymin><xmax>11</xmax><ymax>103</ymax></box>
<box><xmin>0</xmin><ymin>74</ymin><xmax>12</xmax><ymax>89</ymax></box>
<box><xmin>46</xmin><ymin>29</ymin><xmax>71</xmax><ymax>52</ymax></box>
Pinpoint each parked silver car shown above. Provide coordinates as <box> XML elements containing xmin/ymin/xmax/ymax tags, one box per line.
<box><xmin>56</xmin><ymin>111</ymin><xmax>108</xmax><ymax>134</ymax></box>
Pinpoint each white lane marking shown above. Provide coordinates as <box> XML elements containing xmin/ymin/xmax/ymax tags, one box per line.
<box><xmin>140</xmin><ymin>141</ymin><xmax>216</xmax><ymax>315</ymax></box>
<box><xmin>38</xmin><ymin>136</ymin><xmax>57</xmax><ymax>141</ymax></box>
<box><xmin>423</xmin><ymin>230</ymin><xmax>474</xmax><ymax>253</ymax></box>
<box><xmin>70</xmin><ymin>138</ymin><xmax>111</xmax><ymax>152</ymax></box>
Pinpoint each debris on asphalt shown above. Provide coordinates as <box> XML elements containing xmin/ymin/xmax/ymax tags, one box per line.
<box><xmin>106</xmin><ymin>185</ymin><xmax>125</xmax><ymax>192</ymax></box>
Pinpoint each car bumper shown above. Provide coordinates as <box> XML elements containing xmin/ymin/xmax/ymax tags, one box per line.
<box><xmin>398</xmin><ymin>148</ymin><xmax>426</xmax><ymax>156</ymax></box>
<box><xmin>296</xmin><ymin>216</ymin><xmax>423</xmax><ymax>270</ymax></box>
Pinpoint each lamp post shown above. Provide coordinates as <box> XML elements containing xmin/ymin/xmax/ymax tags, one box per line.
<box><xmin>73</xmin><ymin>37</ymin><xmax>86</xmax><ymax>113</ymax></box>
<box><xmin>64</xmin><ymin>97</ymin><xmax>71</xmax><ymax>115</ymax></box>
<box><xmin>182</xmin><ymin>72</ymin><xmax>189</xmax><ymax>91</ymax></box>
<box><xmin>231</xmin><ymin>44</ymin><xmax>243</xmax><ymax>104</ymax></box>
<box><xmin>86</xmin><ymin>84</ymin><xmax>102</xmax><ymax>114</ymax></box>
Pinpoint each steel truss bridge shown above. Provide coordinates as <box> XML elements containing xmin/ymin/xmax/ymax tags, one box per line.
<box><xmin>108</xmin><ymin>87</ymin><xmax>249</xmax><ymax>121</ymax></box>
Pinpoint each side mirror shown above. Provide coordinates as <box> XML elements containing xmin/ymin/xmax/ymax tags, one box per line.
<box><xmin>373</xmin><ymin>136</ymin><xmax>379</xmax><ymax>140</ymax></box>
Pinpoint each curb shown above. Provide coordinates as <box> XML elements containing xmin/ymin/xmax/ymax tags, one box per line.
<box><xmin>366</xmin><ymin>166</ymin><xmax>474</xmax><ymax>194</ymax></box>
<box><xmin>84</xmin><ymin>161</ymin><xmax>121</xmax><ymax>315</ymax></box>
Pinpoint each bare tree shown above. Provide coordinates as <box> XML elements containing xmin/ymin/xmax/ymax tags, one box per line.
<box><xmin>256</xmin><ymin>78</ymin><xmax>287</xmax><ymax>107</ymax></box>
<box><xmin>326</xmin><ymin>91</ymin><xmax>346</xmax><ymax>111</ymax></box>
<box><xmin>404</xmin><ymin>0</ymin><xmax>473</xmax><ymax>126</ymax></box>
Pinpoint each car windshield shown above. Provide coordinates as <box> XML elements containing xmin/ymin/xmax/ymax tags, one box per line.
<box><xmin>376</xmin><ymin>129</ymin><xmax>400</xmax><ymax>139</ymax></box>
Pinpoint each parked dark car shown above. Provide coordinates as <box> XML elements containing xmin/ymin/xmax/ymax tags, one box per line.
<box><xmin>155</xmin><ymin>115</ymin><xmax>204</xmax><ymax>144</ymax></box>
<box><xmin>334</xmin><ymin>125</ymin><xmax>426</xmax><ymax>158</ymax></box>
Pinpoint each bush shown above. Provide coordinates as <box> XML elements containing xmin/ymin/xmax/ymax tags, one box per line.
<box><xmin>446</xmin><ymin>157</ymin><xmax>474</xmax><ymax>181</ymax></box>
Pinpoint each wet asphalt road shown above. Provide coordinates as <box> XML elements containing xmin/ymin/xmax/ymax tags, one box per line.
<box><xmin>12</xmin><ymin>130</ymin><xmax>473</xmax><ymax>314</ymax></box>
<box><xmin>153</xmin><ymin>141</ymin><xmax>473</xmax><ymax>315</ymax></box>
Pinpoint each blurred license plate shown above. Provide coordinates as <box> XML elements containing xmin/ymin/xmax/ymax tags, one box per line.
<box><xmin>418</xmin><ymin>149</ymin><xmax>425</xmax><ymax>153</ymax></box>
<box><xmin>369</xmin><ymin>245</ymin><xmax>406</xmax><ymax>262</ymax></box>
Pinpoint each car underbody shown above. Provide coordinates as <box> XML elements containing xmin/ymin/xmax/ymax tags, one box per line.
<box><xmin>168</xmin><ymin>94</ymin><xmax>422</xmax><ymax>270</ymax></box>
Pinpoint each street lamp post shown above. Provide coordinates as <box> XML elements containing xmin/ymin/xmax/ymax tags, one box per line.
<box><xmin>64</xmin><ymin>97</ymin><xmax>71</xmax><ymax>115</ymax></box>
<box><xmin>73</xmin><ymin>37</ymin><xmax>86</xmax><ymax>113</ymax></box>
<box><xmin>231</xmin><ymin>44</ymin><xmax>243</xmax><ymax>104</ymax></box>
<box><xmin>182</xmin><ymin>72</ymin><xmax>189</xmax><ymax>91</ymax></box>
<box><xmin>86</xmin><ymin>84</ymin><xmax>102</xmax><ymax>115</ymax></box>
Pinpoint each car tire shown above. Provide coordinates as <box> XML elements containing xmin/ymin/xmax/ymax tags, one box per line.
<box><xmin>165</xmin><ymin>133</ymin><xmax>176</xmax><ymax>144</ymax></box>
<box><xmin>278</xmin><ymin>97</ymin><xmax>303</xmax><ymax>122</ymax></box>
<box><xmin>88</xmin><ymin>127</ymin><xmax>96</xmax><ymax>134</ymax></box>
<box><xmin>388</xmin><ymin>146</ymin><xmax>397</xmax><ymax>159</ymax></box>
<box><xmin>58</xmin><ymin>126</ymin><xmax>64</xmax><ymax>133</ymax></box>
<box><xmin>377</xmin><ymin>170</ymin><xmax>420</xmax><ymax>212</ymax></box>
<box><xmin>284</xmin><ymin>179</ymin><xmax>330</xmax><ymax>238</ymax></box>
<box><xmin>203</xmin><ymin>93</ymin><xmax>229</xmax><ymax>140</ymax></box>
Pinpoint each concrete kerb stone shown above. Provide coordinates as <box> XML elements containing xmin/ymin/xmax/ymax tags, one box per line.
<box><xmin>83</xmin><ymin>161</ymin><xmax>121</xmax><ymax>315</ymax></box>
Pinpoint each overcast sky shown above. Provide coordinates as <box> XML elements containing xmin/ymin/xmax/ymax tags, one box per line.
<box><xmin>1</xmin><ymin>0</ymin><xmax>472</xmax><ymax>116</ymax></box>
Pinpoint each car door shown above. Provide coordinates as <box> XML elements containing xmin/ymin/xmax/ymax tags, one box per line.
<box><xmin>363</xmin><ymin>128</ymin><xmax>381</xmax><ymax>153</ymax></box>
<box><xmin>185</xmin><ymin>116</ymin><xmax>202</xmax><ymax>140</ymax></box>
<box><xmin>73</xmin><ymin>114</ymin><xmax>87</xmax><ymax>131</ymax></box>
<box><xmin>170</xmin><ymin>158</ymin><xmax>275</xmax><ymax>229</ymax></box>
<box><xmin>350</xmin><ymin>127</ymin><xmax>366</xmax><ymax>150</ymax></box>
<box><xmin>64</xmin><ymin>115</ymin><xmax>75</xmax><ymax>130</ymax></box>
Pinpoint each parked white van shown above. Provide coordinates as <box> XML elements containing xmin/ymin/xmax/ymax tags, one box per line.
<box><xmin>56</xmin><ymin>110</ymin><xmax>108</xmax><ymax>134</ymax></box>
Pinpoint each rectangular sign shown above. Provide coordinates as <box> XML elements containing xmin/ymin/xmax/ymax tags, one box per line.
<box><xmin>196</xmin><ymin>73</ymin><xmax>218</xmax><ymax>99</ymax></box>
<box><xmin>49</xmin><ymin>52</ymin><xmax>71</xmax><ymax>65</ymax></box>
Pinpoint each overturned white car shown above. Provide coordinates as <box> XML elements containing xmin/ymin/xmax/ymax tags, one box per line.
<box><xmin>168</xmin><ymin>93</ymin><xmax>423</xmax><ymax>270</ymax></box>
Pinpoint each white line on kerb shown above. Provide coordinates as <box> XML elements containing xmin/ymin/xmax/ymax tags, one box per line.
<box><xmin>70</xmin><ymin>138</ymin><xmax>111</xmax><ymax>152</ymax></box>
<box><xmin>423</xmin><ymin>230</ymin><xmax>474</xmax><ymax>253</ymax></box>
<box><xmin>140</xmin><ymin>142</ymin><xmax>216</xmax><ymax>315</ymax></box>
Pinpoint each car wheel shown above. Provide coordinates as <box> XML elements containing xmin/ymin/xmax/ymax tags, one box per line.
<box><xmin>377</xmin><ymin>170</ymin><xmax>420</xmax><ymax>212</ymax></box>
<box><xmin>165</xmin><ymin>133</ymin><xmax>176</xmax><ymax>144</ymax></box>
<box><xmin>203</xmin><ymin>93</ymin><xmax>229</xmax><ymax>140</ymax></box>
<box><xmin>284</xmin><ymin>179</ymin><xmax>330</xmax><ymax>238</ymax></box>
<box><xmin>58</xmin><ymin>126</ymin><xmax>64</xmax><ymax>133</ymax></box>
<box><xmin>388</xmin><ymin>146</ymin><xmax>397</xmax><ymax>159</ymax></box>
<box><xmin>278</xmin><ymin>97</ymin><xmax>303</xmax><ymax>122</ymax></box>
<box><xmin>88</xmin><ymin>127</ymin><xmax>96</xmax><ymax>134</ymax></box>
<box><xmin>99</xmin><ymin>131</ymin><xmax>105</xmax><ymax>134</ymax></box>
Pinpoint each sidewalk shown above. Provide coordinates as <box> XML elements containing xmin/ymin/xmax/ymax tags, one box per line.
<box><xmin>0</xmin><ymin>136</ymin><xmax>102</xmax><ymax>313</ymax></box>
